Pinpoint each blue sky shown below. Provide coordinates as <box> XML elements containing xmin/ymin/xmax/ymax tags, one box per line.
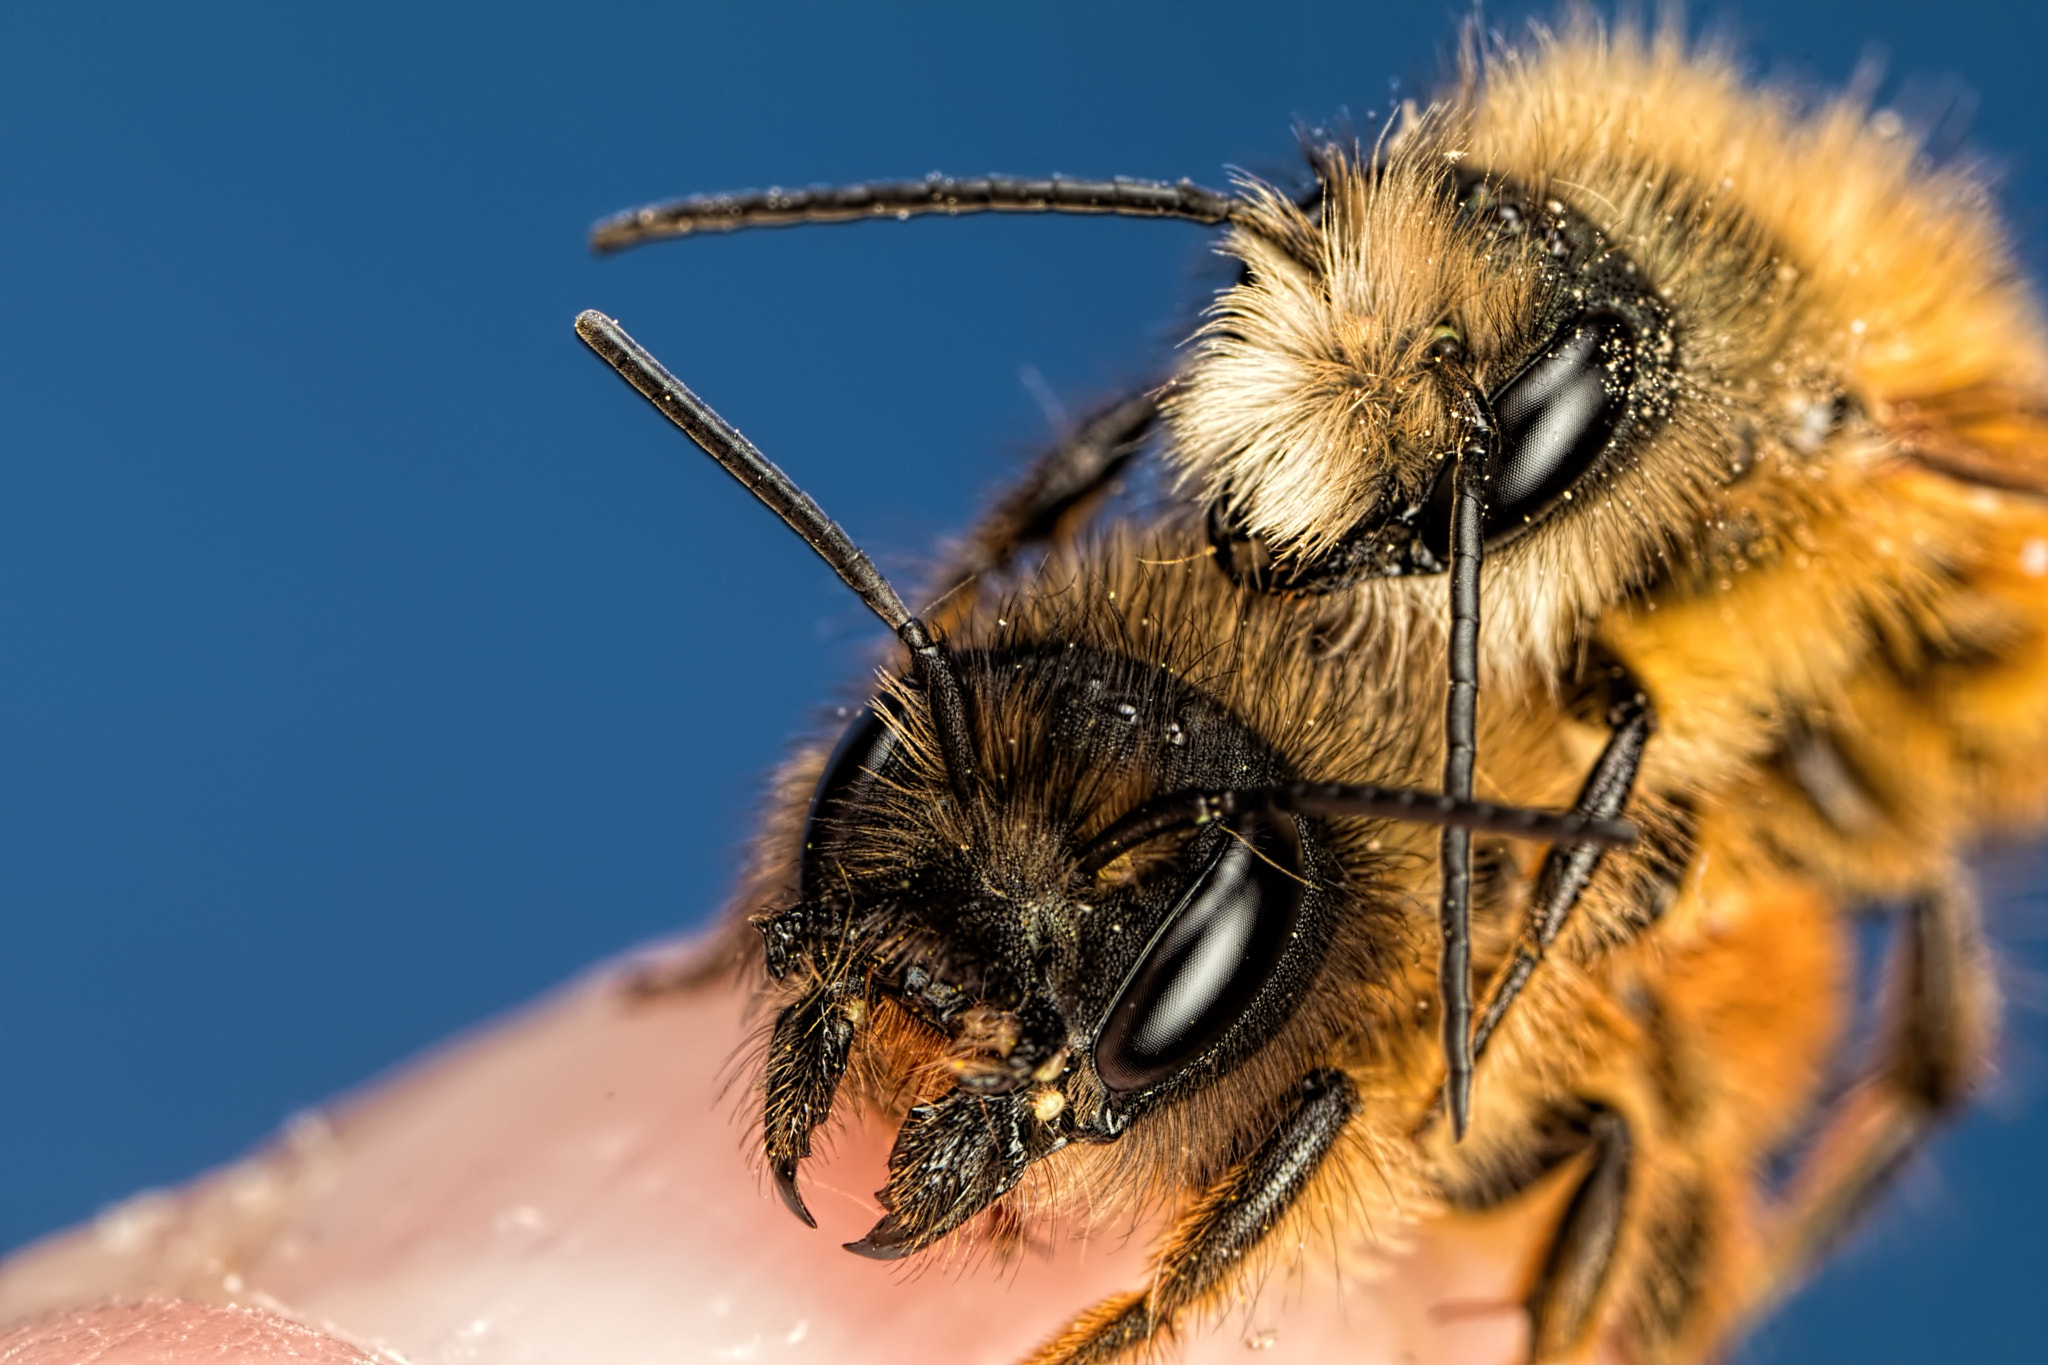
<box><xmin>6</xmin><ymin>4</ymin><xmax>2048</xmax><ymax>1360</ymax></box>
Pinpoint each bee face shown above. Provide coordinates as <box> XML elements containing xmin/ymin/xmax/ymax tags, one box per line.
<box><xmin>759</xmin><ymin>614</ymin><xmax>1380</xmax><ymax>1256</ymax></box>
<box><xmin>1175</xmin><ymin>133</ymin><xmax>1680</xmax><ymax>598</ymax></box>
<box><xmin>795</xmin><ymin>645</ymin><xmax>1317</xmax><ymax>1073</ymax></box>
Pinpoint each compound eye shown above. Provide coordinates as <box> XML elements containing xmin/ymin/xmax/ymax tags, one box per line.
<box><xmin>1093</xmin><ymin>811</ymin><xmax>1306</xmax><ymax>1094</ymax></box>
<box><xmin>798</xmin><ymin>699</ymin><xmax>903</xmax><ymax>896</ymax></box>
<box><xmin>1486</xmin><ymin>309</ymin><xmax>1635</xmax><ymax>536</ymax></box>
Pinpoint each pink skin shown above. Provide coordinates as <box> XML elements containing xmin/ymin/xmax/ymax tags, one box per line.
<box><xmin>0</xmin><ymin>1301</ymin><xmax>386</xmax><ymax>1365</ymax></box>
<box><xmin>0</xmin><ymin>943</ymin><xmax>1557</xmax><ymax>1364</ymax></box>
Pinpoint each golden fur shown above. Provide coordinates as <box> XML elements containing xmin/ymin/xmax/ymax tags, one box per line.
<box><xmin>636</xmin><ymin>16</ymin><xmax>2031</xmax><ymax>1365</ymax></box>
<box><xmin>710</xmin><ymin>524</ymin><xmax>1860</xmax><ymax>1364</ymax></box>
<box><xmin>1168</xmin><ymin>19</ymin><xmax>2048</xmax><ymax>901</ymax></box>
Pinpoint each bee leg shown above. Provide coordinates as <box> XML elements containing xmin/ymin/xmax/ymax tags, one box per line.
<box><xmin>1020</xmin><ymin>1069</ymin><xmax>1362</xmax><ymax>1365</ymax></box>
<box><xmin>1524</xmin><ymin>1107</ymin><xmax>1634</xmax><ymax>1362</ymax></box>
<box><xmin>762</xmin><ymin>973</ymin><xmax>866</xmax><ymax>1228</ymax></box>
<box><xmin>926</xmin><ymin>387</ymin><xmax>1159</xmax><ymax>622</ymax></box>
<box><xmin>1436</xmin><ymin>1101</ymin><xmax>1643</xmax><ymax>1361</ymax></box>
<box><xmin>1471</xmin><ymin>686</ymin><xmax>1655</xmax><ymax>1063</ymax></box>
<box><xmin>1756</xmin><ymin>877</ymin><xmax>1996</xmax><ymax>1305</ymax></box>
<box><xmin>846</xmin><ymin>1085</ymin><xmax>1062</xmax><ymax>1259</ymax></box>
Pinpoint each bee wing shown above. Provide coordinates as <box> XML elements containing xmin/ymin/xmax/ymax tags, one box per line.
<box><xmin>1891</xmin><ymin>383</ymin><xmax>2048</xmax><ymax>496</ymax></box>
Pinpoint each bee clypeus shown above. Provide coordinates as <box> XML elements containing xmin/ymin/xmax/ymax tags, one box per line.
<box><xmin>572</xmin><ymin>311</ymin><xmax>1987</xmax><ymax>1365</ymax></box>
<box><xmin>588</xmin><ymin>19</ymin><xmax>2030</xmax><ymax>1173</ymax></box>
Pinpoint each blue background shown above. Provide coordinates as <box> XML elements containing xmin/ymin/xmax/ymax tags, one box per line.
<box><xmin>5</xmin><ymin>4</ymin><xmax>2045</xmax><ymax>1359</ymax></box>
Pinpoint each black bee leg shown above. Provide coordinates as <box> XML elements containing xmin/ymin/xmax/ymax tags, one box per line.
<box><xmin>1471</xmin><ymin>687</ymin><xmax>1655</xmax><ymax>1063</ymax></box>
<box><xmin>1525</xmin><ymin>1108</ymin><xmax>1634</xmax><ymax>1362</ymax></box>
<box><xmin>845</xmin><ymin>1085</ymin><xmax>1063</xmax><ymax>1259</ymax></box>
<box><xmin>762</xmin><ymin>973</ymin><xmax>867</xmax><ymax>1228</ymax></box>
<box><xmin>1434</xmin><ymin>1101</ymin><xmax>1636</xmax><ymax>1362</ymax></box>
<box><xmin>1021</xmin><ymin>1070</ymin><xmax>1362</xmax><ymax>1365</ymax></box>
<box><xmin>1752</xmin><ymin>878</ymin><xmax>1995</xmax><ymax>1313</ymax></box>
<box><xmin>926</xmin><ymin>387</ymin><xmax>1160</xmax><ymax>623</ymax></box>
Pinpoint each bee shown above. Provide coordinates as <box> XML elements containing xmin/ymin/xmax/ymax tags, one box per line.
<box><xmin>586</xmin><ymin>19</ymin><xmax>2028</xmax><ymax>1161</ymax></box>
<box><xmin>572</xmin><ymin>311</ymin><xmax>1990</xmax><ymax>1365</ymax></box>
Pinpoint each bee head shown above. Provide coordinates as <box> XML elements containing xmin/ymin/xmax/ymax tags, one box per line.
<box><xmin>767</xmin><ymin>637</ymin><xmax>1331</xmax><ymax>1257</ymax></box>
<box><xmin>1173</xmin><ymin>136</ymin><xmax>1677</xmax><ymax>596</ymax></box>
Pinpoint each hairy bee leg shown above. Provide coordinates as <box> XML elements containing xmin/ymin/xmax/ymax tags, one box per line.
<box><xmin>846</xmin><ymin>1087</ymin><xmax>1059</xmax><ymax>1259</ymax></box>
<box><xmin>1755</xmin><ymin>878</ymin><xmax>1996</xmax><ymax>1305</ymax></box>
<box><xmin>763</xmin><ymin>977</ymin><xmax>866</xmax><ymax>1228</ymax></box>
<box><xmin>1020</xmin><ymin>1070</ymin><xmax>1362</xmax><ymax>1365</ymax></box>
<box><xmin>1471</xmin><ymin>692</ymin><xmax>1656</xmax><ymax>1063</ymax></box>
<box><xmin>926</xmin><ymin>388</ymin><xmax>1160</xmax><ymax>623</ymax></box>
<box><xmin>1436</xmin><ymin>1104</ymin><xmax>1635</xmax><ymax>1362</ymax></box>
<box><xmin>1525</xmin><ymin>1108</ymin><xmax>1634</xmax><ymax>1363</ymax></box>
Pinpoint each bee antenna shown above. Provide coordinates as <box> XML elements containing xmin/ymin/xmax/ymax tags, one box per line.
<box><xmin>1429</xmin><ymin>353</ymin><xmax>1499</xmax><ymax>1141</ymax></box>
<box><xmin>575</xmin><ymin>310</ymin><xmax>979</xmax><ymax>804</ymax></box>
<box><xmin>1075</xmin><ymin>782</ymin><xmax>1634</xmax><ymax>879</ymax></box>
<box><xmin>589</xmin><ymin>175</ymin><xmax>1240</xmax><ymax>254</ymax></box>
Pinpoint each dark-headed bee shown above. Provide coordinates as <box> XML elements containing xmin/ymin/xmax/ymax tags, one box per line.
<box><xmin>573</xmin><ymin>311</ymin><xmax>1989</xmax><ymax>1365</ymax></box>
<box><xmin>588</xmin><ymin>18</ymin><xmax>2028</xmax><ymax>1181</ymax></box>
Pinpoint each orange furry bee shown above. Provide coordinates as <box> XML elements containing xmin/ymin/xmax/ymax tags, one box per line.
<box><xmin>573</xmin><ymin>309</ymin><xmax>1989</xmax><ymax>1365</ymax></box>
<box><xmin>589</xmin><ymin>17</ymin><xmax>2031</xmax><ymax>1160</ymax></box>
<box><xmin>572</xmin><ymin>14</ymin><xmax>2043</xmax><ymax>1363</ymax></box>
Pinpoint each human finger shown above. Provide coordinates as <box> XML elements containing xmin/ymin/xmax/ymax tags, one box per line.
<box><xmin>0</xmin><ymin>945</ymin><xmax>1551</xmax><ymax>1364</ymax></box>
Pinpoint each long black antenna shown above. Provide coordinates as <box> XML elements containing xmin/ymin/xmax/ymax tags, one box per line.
<box><xmin>1077</xmin><ymin>782</ymin><xmax>1634</xmax><ymax>878</ymax></box>
<box><xmin>574</xmin><ymin>309</ymin><xmax>978</xmax><ymax>802</ymax></box>
<box><xmin>591</xmin><ymin>174</ymin><xmax>1238</xmax><ymax>254</ymax></box>
<box><xmin>1431</xmin><ymin>356</ymin><xmax>1497</xmax><ymax>1142</ymax></box>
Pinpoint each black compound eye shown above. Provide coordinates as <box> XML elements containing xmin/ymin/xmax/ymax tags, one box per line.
<box><xmin>1423</xmin><ymin>308</ymin><xmax>1637</xmax><ymax>556</ymax></box>
<box><xmin>1486</xmin><ymin>309</ymin><xmax>1635</xmax><ymax>535</ymax></box>
<box><xmin>1092</xmin><ymin>812</ymin><xmax>1306</xmax><ymax>1094</ymax></box>
<box><xmin>799</xmin><ymin>698</ymin><xmax>904</xmax><ymax>896</ymax></box>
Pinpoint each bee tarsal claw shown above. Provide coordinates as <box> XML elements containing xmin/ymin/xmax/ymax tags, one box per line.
<box><xmin>842</xmin><ymin>1219</ymin><xmax>915</xmax><ymax>1261</ymax></box>
<box><xmin>771</xmin><ymin>1156</ymin><xmax>816</xmax><ymax>1228</ymax></box>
